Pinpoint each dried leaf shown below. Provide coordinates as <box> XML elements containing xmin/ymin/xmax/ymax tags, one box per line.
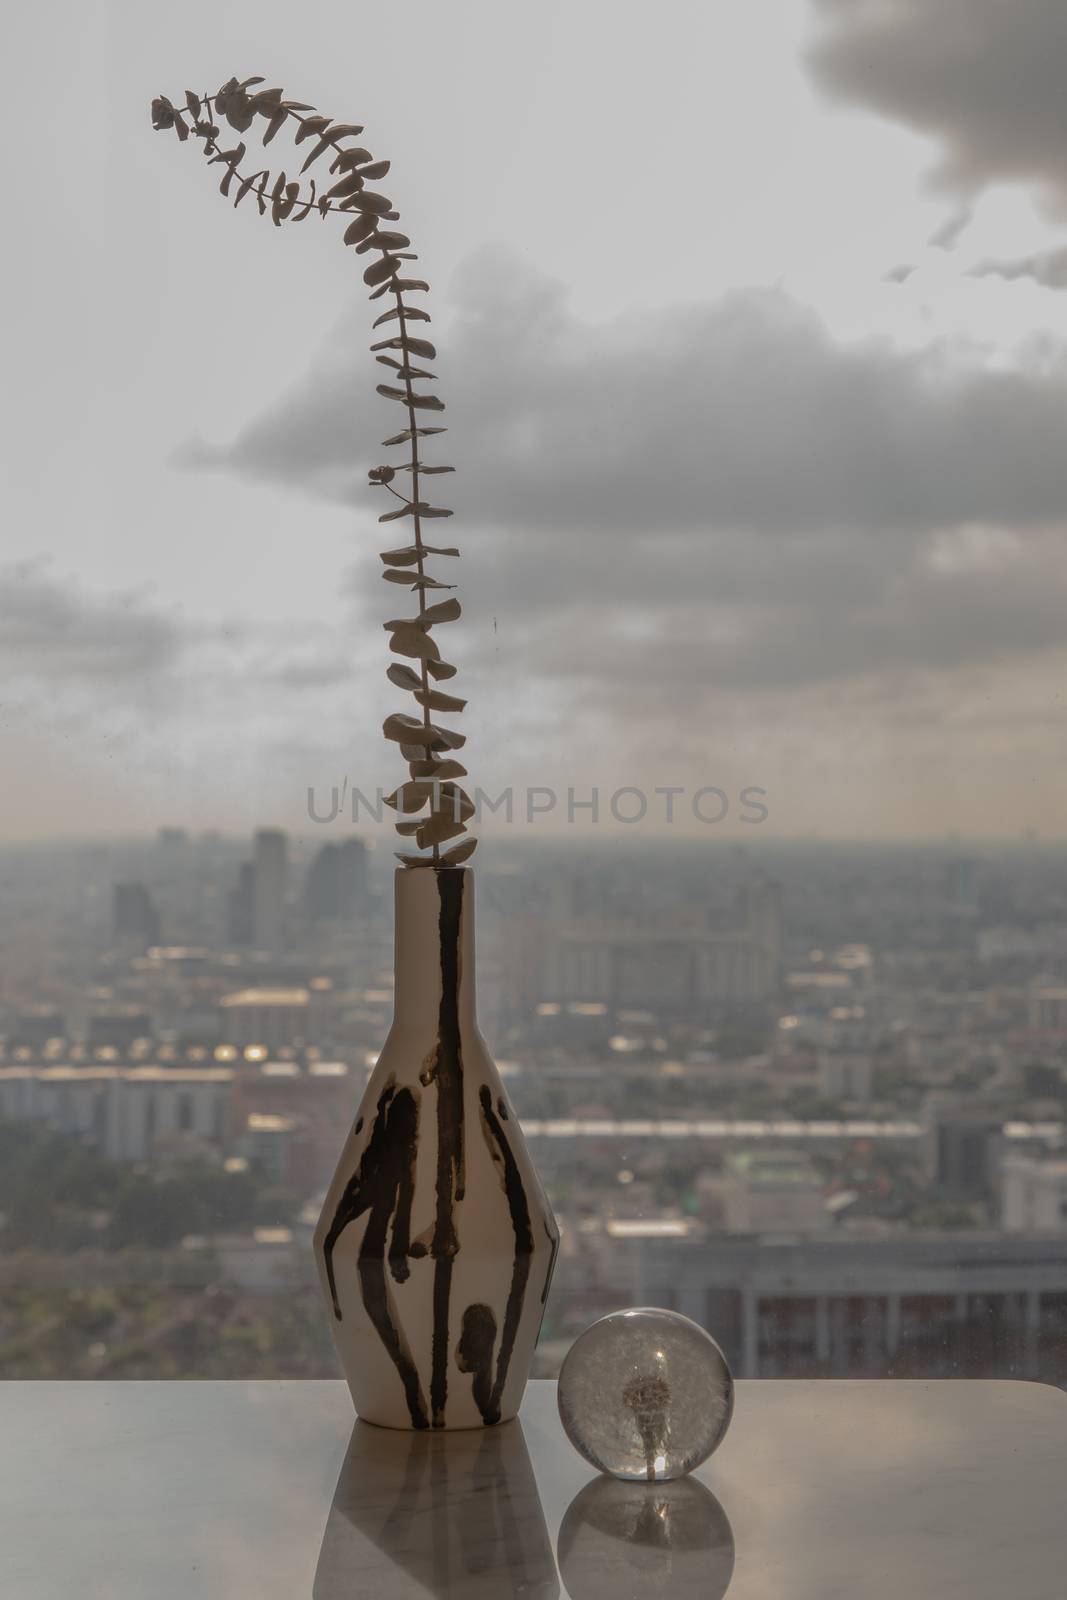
<box><xmin>399</xmin><ymin>464</ymin><xmax>455</xmax><ymax>475</ymax></box>
<box><xmin>326</xmin><ymin>172</ymin><xmax>365</xmax><ymax>200</ymax></box>
<box><xmin>409</xmin><ymin>394</ymin><xmax>446</xmax><ymax>411</ymax></box>
<box><xmin>434</xmin><ymin>782</ymin><xmax>475</xmax><ymax>820</ymax></box>
<box><xmin>364</xmin><ymin>255</ymin><xmax>399</xmax><ymax>287</ymax></box>
<box><xmin>415</xmin><ymin>687</ymin><xmax>467</xmax><ymax>713</ymax></box>
<box><xmin>384</xmin><ymin>616</ymin><xmax>428</xmax><ymax>631</ymax></box>
<box><xmin>225</xmin><ymin>98</ymin><xmax>255</xmax><ymax>134</ymax></box>
<box><xmin>439</xmin><ymin>837</ymin><xmax>478</xmax><ymax>865</ymax></box>
<box><xmin>389</xmin><ymin>627</ymin><xmax>440</xmax><ymax>663</ymax></box>
<box><xmin>395</xmin><ymin>279</ymin><xmax>430</xmax><ymax>293</ymax></box>
<box><xmin>373</xmin><ymin>306</ymin><xmax>431</xmax><ymax>327</ymax></box>
<box><xmin>384</xmin><ymin>714</ymin><xmax>438</xmax><ymax>746</ymax></box>
<box><xmin>300</xmin><ymin>136</ymin><xmax>333</xmax><ymax>173</ymax></box>
<box><xmin>359</xmin><ymin>159</ymin><xmax>391</xmax><ymax>180</ymax></box>
<box><xmin>365</xmin><ymin>230</ymin><xmax>409</xmax><ymax>253</ymax></box>
<box><xmin>381</xmin><ymin>426</ymin><xmax>447</xmax><ymax>445</ymax></box>
<box><xmin>417</xmin><ymin>813</ymin><xmax>467</xmax><ymax>849</ymax></box>
<box><xmin>263</xmin><ymin>108</ymin><xmax>287</xmax><ymax>144</ymax></box>
<box><xmin>294</xmin><ymin>114</ymin><xmax>330</xmax><ymax>144</ymax></box>
<box><xmin>411</xmin><ymin>757</ymin><xmax>468</xmax><ymax>780</ymax></box>
<box><xmin>234</xmin><ymin>174</ymin><xmax>256</xmax><ymax>207</ymax></box>
<box><xmin>343</xmin><ymin>214</ymin><xmax>379</xmax><ymax>246</ymax></box>
<box><xmin>371</xmin><ymin>335</ymin><xmax>437</xmax><ymax>360</ymax></box>
<box><xmin>341</xmin><ymin>190</ymin><xmax>392</xmax><ymax>216</ymax></box>
<box><xmin>408</xmin><ymin>574</ymin><xmax>454</xmax><ymax>589</ymax></box>
<box><xmin>376</xmin><ymin>384</ymin><xmax>408</xmax><ymax>404</ymax></box>
<box><xmin>423</xmin><ymin>597</ymin><xmax>461</xmax><ymax>623</ymax></box>
<box><xmin>384</xmin><ymin>781</ymin><xmax>435</xmax><ymax>812</ymax></box>
<box><xmin>271</xmin><ymin>173</ymin><xmax>293</xmax><ymax>225</ymax></box>
<box><xmin>386</xmin><ymin>663</ymin><xmax>423</xmax><ymax>691</ymax></box>
<box><xmin>426</xmin><ymin>659</ymin><xmax>458</xmax><ymax>680</ymax></box>
<box><xmin>332</xmin><ymin>147</ymin><xmax>374</xmax><ymax>171</ymax></box>
<box><xmin>394</xmin><ymin>821</ymin><xmax>422</xmax><ymax>836</ymax></box>
<box><xmin>395</xmin><ymin>852</ymin><xmax>436</xmax><ymax>868</ymax></box>
<box><xmin>327</xmin><ymin>123</ymin><xmax>366</xmax><ymax>140</ymax></box>
<box><xmin>380</xmin><ymin>544</ymin><xmax>458</xmax><ymax>562</ymax></box>
<box><xmin>377</xmin><ymin>502</ymin><xmax>451</xmax><ymax>521</ymax></box>
<box><xmin>185</xmin><ymin>90</ymin><xmax>201</xmax><ymax>117</ymax></box>
<box><xmin>382</xmin><ymin>568</ymin><xmax>422</xmax><ymax>584</ymax></box>
<box><xmin>290</xmin><ymin>181</ymin><xmax>317</xmax><ymax>222</ymax></box>
<box><xmin>377</xmin><ymin>362</ymin><xmax>435</xmax><ymax>379</ymax></box>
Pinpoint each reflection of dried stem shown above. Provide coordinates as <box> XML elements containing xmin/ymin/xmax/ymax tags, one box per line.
<box><xmin>622</xmin><ymin>1373</ymin><xmax>671</xmax><ymax>1480</ymax></box>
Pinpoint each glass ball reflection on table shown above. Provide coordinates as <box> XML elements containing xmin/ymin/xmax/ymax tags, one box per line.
<box><xmin>557</xmin><ymin>1307</ymin><xmax>734</xmax><ymax>1481</ymax></box>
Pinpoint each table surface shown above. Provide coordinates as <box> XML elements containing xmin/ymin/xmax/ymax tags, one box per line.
<box><xmin>1</xmin><ymin>1378</ymin><xmax>1065</xmax><ymax>1599</ymax></box>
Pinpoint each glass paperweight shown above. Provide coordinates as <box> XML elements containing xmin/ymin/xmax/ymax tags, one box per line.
<box><xmin>557</xmin><ymin>1307</ymin><xmax>734</xmax><ymax>1481</ymax></box>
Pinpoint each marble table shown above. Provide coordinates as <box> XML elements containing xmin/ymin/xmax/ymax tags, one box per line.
<box><xmin>1</xmin><ymin>1378</ymin><xmax>1065</xmax><ymax>1598</ymax></box>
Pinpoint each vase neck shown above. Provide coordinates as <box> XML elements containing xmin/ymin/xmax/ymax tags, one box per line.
<box><xmin>391</xmin><ymin>866</ymin><xmax>477</xmax><ymax>1033</ymax></box>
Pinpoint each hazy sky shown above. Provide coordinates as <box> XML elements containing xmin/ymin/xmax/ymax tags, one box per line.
<box><xmin>4</xmin><ymin>0</ymin><xmax>1067</xmax><ymax>843</ymax></box>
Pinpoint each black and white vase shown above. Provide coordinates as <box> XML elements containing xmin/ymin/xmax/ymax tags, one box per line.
<box><xmin>314</xmin><ymin>865</ymin><xmax>559</xmax><ymax>1429</ymax></box>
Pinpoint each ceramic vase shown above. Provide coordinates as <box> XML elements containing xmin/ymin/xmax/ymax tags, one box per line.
<box><xmin>314</xmin><ymin>865</ymin><xmax>559</xmax><ymax>1429</ymax></box>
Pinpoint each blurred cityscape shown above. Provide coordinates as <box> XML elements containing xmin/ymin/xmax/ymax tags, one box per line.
<box><xmin>2</xmin><ymin>829</ymin><xmax>1067</xmax><ymax>1384</ymax></box>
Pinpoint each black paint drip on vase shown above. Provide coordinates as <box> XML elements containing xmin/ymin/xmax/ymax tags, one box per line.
<box><xmin>475</xmin><ymin>1084</ymin><xmax>534</xmax><ymax>1425</ymax></box>
<box><xmin>321</xmin><ymin>1081</ymin><xmax>429</xmax><ymax>1429</ymax></box>
<box><xmin>456</xmin><ymin>1301</ymin><xmax>497</xmax><ymax>1421</ymax></box>
<box><xmin>429</xmin><ymin>868</ymin><xmax>466</xmax><ymax>1428</ymax></box>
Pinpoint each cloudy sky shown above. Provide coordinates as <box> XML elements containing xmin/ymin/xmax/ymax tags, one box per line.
<box><xmin>4</xmin><ymin>0</ymin><xmax>1067</xmax><ymax>842</ymax></box>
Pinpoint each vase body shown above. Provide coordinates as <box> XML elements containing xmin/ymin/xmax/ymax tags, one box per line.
<box><xmin>314</xmin><ymin>865</ymin><xmax>559</xmax><ymax>1429</ymax></box>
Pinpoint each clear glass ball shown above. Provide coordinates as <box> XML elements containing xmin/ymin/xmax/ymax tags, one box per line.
<box><xmin>557</xmin><ymin>1308</ymin><xmax>734</xmax><ymax>1481</ymax></box>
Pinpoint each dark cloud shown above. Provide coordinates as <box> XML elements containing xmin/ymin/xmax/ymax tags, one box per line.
<box><xmin>196</xmin><ymin>267</ymin><xmax>1067</xmax><ymax>536</ymax></box>
<box><xmin>187</xmin><ymin>262</ymin><xmax>1067</xmax><ymax>699</ymax></box>
<box><xmin>0</xmin><ymin>566</ymin><xmax>186</xmax><ymax>686</ymax></box>
<box><xmin>883</xmin><ymin>263</ymin><xmax>916</xmax><ymax>284</ymax></box>
<box><xmin>970</xmin><ymin>246</ymin><xmax>1067</xmax><ymax>292</ymax></box>
<box><xmin>929</xmin><ymin>206</ymin><xmax>973</xmax><ymax>252</ymax></box>
<box><xmin>808</xmin><ymin>0</ymin><xmax>1067</xmax><ymax>209</ymax></box>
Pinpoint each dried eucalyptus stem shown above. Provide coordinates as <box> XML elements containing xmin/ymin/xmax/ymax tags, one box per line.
<box><xmin>151</xmin><ymin>75</ymin><xmax>476</xmax><ymax>867</ymax></box>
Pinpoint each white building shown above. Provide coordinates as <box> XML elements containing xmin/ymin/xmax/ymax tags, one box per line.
<box><xmin>0</xmin><ymin>1065</ymin><xmax>233</xmax><ymax>1162</ymax></box>
<box><xmin>219</xmin><ymin>987</ymin><xmax>310</xmax><ymax>1049</ymax></box>
<box><xmin>819</xmin><ymin>1051</ymin><xmax>874</xmax><ymax>1103</ymax></box>
<box><xmin>721</xmin><ymin>1150</ymin><xmax>828</xmax><ymax>1234</ymax></box>
<box><xmin>1002</xmin><ymin>1152</ymin><xmax>1067</xmax><ymax>1232</ymax></box>
<box><xmin>1027</xmin><ymin>986</ymin><xmax>1067</xmax><ymax>1032</ymax></box>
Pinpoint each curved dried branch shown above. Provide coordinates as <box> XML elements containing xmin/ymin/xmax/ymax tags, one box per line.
<box><xmin>151</xmin><ymin>74</ymin><xmax>475</xmax><ymax>866</ymax></box>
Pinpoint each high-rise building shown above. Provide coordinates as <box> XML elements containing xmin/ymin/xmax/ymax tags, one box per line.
<box><xmin>251</xmin><ymin>829</ymin><xmax>287</xmax><ymax>952</ymax></box>
<box><xmin>112</xmin><ymin>882</ymin><xmax>160</xmax><ymax>951</ymax></box>
<box><xmin>304</xmin><ymin>838</ymin><xmax>368</xmax><ymax>927</ymax></box>
<box><xmin>227</xmin><ymin>861</ymin><xmax>254</xmax><ymax>947</ymax></box>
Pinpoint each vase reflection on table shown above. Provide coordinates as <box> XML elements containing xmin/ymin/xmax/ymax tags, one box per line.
<box><xmin>314</xmin><ymin>865</ymin><xmax>559</xmax><ymax>1429</ymax></box>
<box><xmin>314</xmin><ymin>1413</ymin><xmax>559</xmax><ymax>1600</ymax></box>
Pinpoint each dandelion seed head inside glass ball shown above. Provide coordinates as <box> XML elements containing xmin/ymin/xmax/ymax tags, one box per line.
<box><xmin>558</xmin><ymin>1308</ymin><xmax>734</xmax><ymax>1481</ymax></box>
